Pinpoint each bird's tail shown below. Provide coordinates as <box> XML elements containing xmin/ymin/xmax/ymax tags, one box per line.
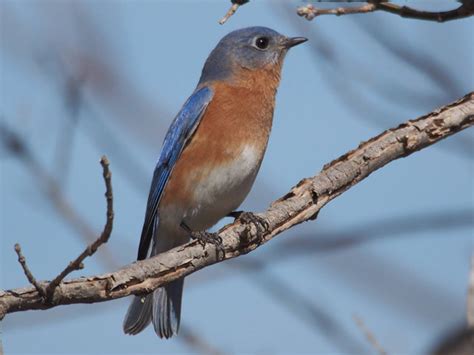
<box><xmin>152</xmin><ymin>278</ymin><xmax>184</xmax><ymax>338</ymax></box>
<box><xmin>123</xmin><ymin>293</ymin><xmax>153</xmax><ymax>335</ymax></box>
<box><xmin>123</xmin><ymin>278</ymin><xmax>184</xmax><ymax>338</ymax></box>
<box><xmin>123</xmin><ymin>226</ymin><xmax>187</xmax><ymax>338</ymax></box>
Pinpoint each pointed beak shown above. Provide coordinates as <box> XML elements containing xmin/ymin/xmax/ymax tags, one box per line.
<box><xmin>283</xmin><ymin>36</ymin><xmax>308</xmax><ymax>49</ymax></box>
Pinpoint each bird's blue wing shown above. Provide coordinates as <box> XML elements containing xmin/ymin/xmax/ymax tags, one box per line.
<box><xmin>136</xmin><ymin>86</ymin><xmax>214</xmax><ymax>260</ymax></box>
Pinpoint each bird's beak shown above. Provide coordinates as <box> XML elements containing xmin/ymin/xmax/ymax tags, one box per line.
<box><xmin>283</xmin><ymin>37</ymin><xmax>308</xmax><ymax>49</ymax></box>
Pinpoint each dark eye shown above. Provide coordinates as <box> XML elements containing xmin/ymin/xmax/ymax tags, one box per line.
<box><xmin>254</xmin><ymin>36</ymin><xmax>269</xmax><ymax>50</ymax></box>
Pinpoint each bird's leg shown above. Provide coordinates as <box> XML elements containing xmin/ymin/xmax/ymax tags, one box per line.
<box><xmin>227</xmin><ymin>211</ymin><xmax>243</xmax><ymax>219</ymax></box>
<box><xmin>227</xmin><ymin>211</ymin><xmax>269</xmax><ymax>236</ymax></box>
<box><xmin>180</xmin><ymin>221</ymin><xmax>225</xmax><ymax>260</ymax></box>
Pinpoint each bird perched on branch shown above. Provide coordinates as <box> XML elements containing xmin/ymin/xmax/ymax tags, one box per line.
<box><xmin>123</xmin><ymin>26</ymin><xmax>306</xmax><ymax>338</ymax></box>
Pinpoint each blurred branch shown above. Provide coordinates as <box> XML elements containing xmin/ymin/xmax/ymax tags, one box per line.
<box><xmin>219</xmin><ymin>0</ymin><xmax>249</xmax><ymax>24</ymax></box>
<box><xmin>0</xmin><ymin>121</ymin><xmax>117</xmax><ymax>268</ymax></box>
<box><xmin>180</xmin><ymin>326</ymin><xmax>226</xmax><ymax>355</ymax></box>
<box><xmin>1</xmin><ymin>92</ymin><xmax>473</xmax><ymax>318</ymax></box>
<box><xmin>272</xmin><ymin>208</ymin><xmax>474</xmax><ymax>256</ymax></box>
<box><xmin>353</xmin><ymin>19</ymin><xmax>464</xmax><ymax>98</ymax></box>
<box><xmin>468</xmin><ymin>254</ymin><xmax>474</xmax><ymax>328</ymax></box>
<box><xmin>248</xmin><ymin>266</ymin><xmax>366</xmax><ymax>353</ymax></box>
<box><xmin>298</xmin><ymin>1</ymin><xmax>474</xmax><ymax>22</ymax></box>
<box><xmin>353</xmin><ymin>315</ymin><xmax>387</xmax><ymax>355</ymax></box>
<box><xmin>432</xmin><ymin>327</ymin><xmax>474</xmax><ymax>355</ymax></box>
<box><xmin>53</xmin><ymin>72</ymin><xmax>85</xmax><ymax>188</ymax></box>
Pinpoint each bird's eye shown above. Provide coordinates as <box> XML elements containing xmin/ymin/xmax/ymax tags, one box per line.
<box><xmin>254</xmin><ymin>36</ymin><xmax>270</xmax><ymax>50</ymax></box>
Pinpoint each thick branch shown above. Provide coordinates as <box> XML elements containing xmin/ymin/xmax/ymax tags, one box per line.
<box><xmin>1</xmin><ymin>92</ymin><xmax>473</xmax><ymax>319</ymax></box>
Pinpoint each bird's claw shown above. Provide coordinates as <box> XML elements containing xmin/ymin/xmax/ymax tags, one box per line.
<box><xmin>230</xmin><ymin>211</ymin><xmax>268</xmax><ymax>236</ymax></box>
<box><xmin>190</xmin><ymin>231</ymin><xmax>225</xmax><ymax>260</ymax></box>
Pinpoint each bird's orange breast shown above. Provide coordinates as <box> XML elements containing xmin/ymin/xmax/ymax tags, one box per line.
<box><xmin>160</xmin><ymin>75</ymin><xmax>278</xmax><ymax>210</ymax></box>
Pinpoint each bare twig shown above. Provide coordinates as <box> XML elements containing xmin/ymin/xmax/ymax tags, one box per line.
<box><xmin>468</xmin><ymin>254</ymin><xmax>474</xmax><ymax>328</ymax></box>
<box><xmin>219</xmin><ymin>0</ymin><xmax>249</xmax><ymax>24</ymax></box>
<box><xmin>0</xmin><ymin>92</ymin><xmax>473</xmax><ymax>318</ymax></box>
<box><xmin>13</xmin><ymin>244</ymin><xmax>46</xmax><ymax>298</ymax></box>
<box><xmin>45</xmin><ymin>156</ymin><xmax>114</xmax><ymax>300</ymax></box>
<box><xmin>298</xmin><ymin>1</ymin><xmax>474</xmax><ymax>22</ymax></box>
<box><xmin>353</xmin><ymin>314</ymin><xmax>387</xmax><ymax>355</ymax></box>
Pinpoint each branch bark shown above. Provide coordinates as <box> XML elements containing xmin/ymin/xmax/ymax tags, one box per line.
<box><xmin>1</xmin><ymin>92</ymin><xmax>473</xmax><ymax>320</ymax></box>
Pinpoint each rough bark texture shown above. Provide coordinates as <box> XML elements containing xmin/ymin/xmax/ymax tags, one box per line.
<box><xmin>1</xmin><ymin>92</ymin><xmax>473</xmax><ymax>320</ymax></box>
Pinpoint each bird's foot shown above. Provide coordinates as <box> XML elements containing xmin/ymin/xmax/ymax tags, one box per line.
<box><xmin>190</xmin><ymin>231</ymin><xmax>225</xmax><ymax>260</ymax></box>
<box><xmin>228</xmin><ymin>211</ymin><xmax>269</xmax><ymax>240</ymax></box>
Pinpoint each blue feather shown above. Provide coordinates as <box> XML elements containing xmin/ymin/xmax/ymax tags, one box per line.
<box><xmin>136</xmin><ymin>86</ymin><xmax>214</xmax><ymax>260</ymax></box>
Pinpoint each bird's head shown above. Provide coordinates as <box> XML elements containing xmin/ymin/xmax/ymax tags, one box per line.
<box><xmin>199</xmin><ymin>26</ymin><xmax>307</xmax><ymax>85</ymax></box>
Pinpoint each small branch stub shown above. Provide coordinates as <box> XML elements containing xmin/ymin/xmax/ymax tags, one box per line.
<box><xmin>219</xmin><ymin>0</ymin><xmax>249</xmax><ymax>25</ymax></box>
<box><xmin>14</xmin><ymin>243</ymin><xmax>46</xmax><ymax>298</ymax></box>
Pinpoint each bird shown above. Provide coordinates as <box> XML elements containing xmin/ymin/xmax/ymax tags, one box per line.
<box><xmin>123</xmin><ymin>26</ymin><xmax>307</xmax><ymax>338</ymax></box>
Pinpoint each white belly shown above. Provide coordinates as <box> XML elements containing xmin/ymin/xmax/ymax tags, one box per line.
<box><xmin>184</xmin><ymin>144</ymin><xmax>263</xmax><ymax>230</ymax></box>
<box><xmin>185</xmin><ymin>144</ymin><xmax>263</xmax><ymax>230</ymax></box>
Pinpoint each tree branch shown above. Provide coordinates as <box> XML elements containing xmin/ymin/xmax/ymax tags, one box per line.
<box><xmin>44</xmin><ymin>156</ymin><xmax>114</xmax><ymax>301</ymax></box>
<box><xmin>297</xmin><ymin>1</ymin><xmax>474</xmax><ymax>22</ymax></box>
<box><xmin>1</xmin><ymin>92</ymin><xmax>473</xmax><ymax>319</ymax></box>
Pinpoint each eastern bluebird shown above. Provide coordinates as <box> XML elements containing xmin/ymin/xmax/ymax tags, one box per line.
<box><xmin>123</xmin><ymin>26</ymin><xmax>306</xmax><ymax>338</ymax></box>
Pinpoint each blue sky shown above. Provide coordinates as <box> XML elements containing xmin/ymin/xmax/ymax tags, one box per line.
<box><xmin>1</xmin><ymin>1</ymin><xmax>473</xmax><ymax>354</ymax></box>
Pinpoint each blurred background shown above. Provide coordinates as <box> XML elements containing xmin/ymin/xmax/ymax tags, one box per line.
<box><xmin>1</xmin><ymin>0</ymin><xmax>473</xmax><ymax>354</ymax></box>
